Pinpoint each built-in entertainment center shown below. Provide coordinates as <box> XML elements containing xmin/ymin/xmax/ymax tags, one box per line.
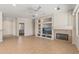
<box><xmin>35</xmin><ymin>15</ymin><xmax>54</xmax><ymax>39</ymax></box>
<box><xmin>35</xmin><ymin>15</ymin><xmax>72</xmax><ymax>41</ymax></box>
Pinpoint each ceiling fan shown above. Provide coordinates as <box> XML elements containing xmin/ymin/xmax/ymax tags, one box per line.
<box><xmin>33</xmin><ymin>6</ymin><xmax>41</xmax><ymax>11</ymax></box>
<box><xmin>32</xmin><ymin>6</ymin><xmax>42</xmax><ymax>18</ymax></box>
<box><xmin>54</xmin><ymin>6</ymin><xmax>61</xmax><ymax>11</ymax></box>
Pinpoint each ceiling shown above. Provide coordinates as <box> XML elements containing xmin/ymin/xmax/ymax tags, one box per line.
<box><xmin>0</xmin><ymin>4</ymin><xmax>76</xmax><ymax>18</ymax></box>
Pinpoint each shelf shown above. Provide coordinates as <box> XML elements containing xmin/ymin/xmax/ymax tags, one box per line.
<box><xmin>38</xmin><ymin>23</ymin><xmax>41</xmax><ymax>24</ymax></box>
<box><xmin>38</xmin><ymin>28</ymin><xmax>41</xmax><ymax>29</ymax></box>
<box><xmin>43</xmin><ymin>17</ymin><xmax>52</xmax><ymax>22</ymax></box>
<box><xmin>43</xmin><ymin>22</ymin><xmax>52</xmax><ymax>24</ymax></box>
<box><xmin>38</xmin><ymin>22</ymin><xmax>52</xmax><ymax>24</ymax></box>
<box><xmin>42</xmin><ymin>34</ymin><xmax>52</xmax><ymax>36</ymax></box>
<box><xmin>42</xmin><ymin>35</ymin><xmax>52</xmax><ymax>38</ymax></box>
<box><xmin>37</xmin><ymin>33</ymin><xmax>41</xmax><ymax>36</ymax></box>
<box><xmin>54</xmin><ymin>26</ymin><xmax>72</xmax><ymax>30</ymax></box>
<box><xmin>46</xmin><ymin>36</ymin><xmax>52</xmax><ymax>38</ymax></box>
<box><xmin>36</xmin><ymin>16</ymin><xmax>54</xmax><ymax>39</ymax></box>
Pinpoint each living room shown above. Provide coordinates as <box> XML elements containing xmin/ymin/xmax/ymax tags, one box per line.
<box><xmin>0</xmin><ymin>4</ymin><xmax>78</xmax><ymax>54</ymax></box>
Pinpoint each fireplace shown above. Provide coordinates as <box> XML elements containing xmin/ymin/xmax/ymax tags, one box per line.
<box><xmin>56</xmin><ymin>33</ymin><xmax>68</xmax><ymax>40</ymax></box>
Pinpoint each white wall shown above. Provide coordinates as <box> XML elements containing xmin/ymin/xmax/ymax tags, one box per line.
<box><xmin>3</xmin><ymin>17</ymin><xmax>17</xmax><ymax>36</ymax></box>
<box><xmin>12</xmin><ymin>18</ymin><xmax>17</xmax><ymax>36</ymax></box>
<box><xmin>53</xmin><ymin>11</ymin><xmax>75</xmax><ymax>43</ymax></box>
<box><xmin>71</xmin><ymin>16</ymin><xmax>76</xmax><ymax>44</ymax></box>
<box><xmin>0</xmin><ymin>11</ymin><xmax>3</xmax><ymax>42</ymax></box>
<box><xmin>3</xmin><ymin>17</ymin><xmax>33</xmax><ymax>36</ymax></box>
<box><xmin>3</xmin><ymin>11</ymin><xmax>73</xmax><ymax>38</ymax></box>
<box><xmin>74</xmin><ymin>9</ymin><xmax>79</xmax><ymax>50</ymax></box>
<box><xmin>54</xmin><ymin>11</ymin><xmax>73</xmax><ymax>29</ymax></box>
<box><xmin>0</xmin><ymin>12</ymin><xmax>2</xmax><ymax>30</ymax></box>
<box><xmin>17</xmin><ymin>17</ymin><xmax>33</xmax><ymax>36</ymax></box>
<box><xmin>3</xmin><ymin>18</ymin><xmax>12</xmax><ymax>35</ymax></box>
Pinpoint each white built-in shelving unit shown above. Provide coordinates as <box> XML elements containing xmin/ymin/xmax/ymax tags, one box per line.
<box><xmin>35</xmin><ymin>16</ymin><xmax>54</xmax><ymax>40</ymax></box>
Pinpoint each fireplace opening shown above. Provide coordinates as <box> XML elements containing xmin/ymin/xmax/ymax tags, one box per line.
<box><xmin>56</xmin><ymin>33</ymin><xmax>68</xmax><ymax>40</ymax></box>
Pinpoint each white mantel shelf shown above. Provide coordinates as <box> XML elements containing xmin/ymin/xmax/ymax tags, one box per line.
<box><xmin>54</xmin><ymin>26</ymin><xmax>73</xmax><ymax>30</ymax></box>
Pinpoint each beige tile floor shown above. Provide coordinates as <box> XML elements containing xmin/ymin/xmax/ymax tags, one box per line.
<box><xmin>0</xmin><ymin>36</ymin><xmax>78</xmax><ymax>54</ymax></box>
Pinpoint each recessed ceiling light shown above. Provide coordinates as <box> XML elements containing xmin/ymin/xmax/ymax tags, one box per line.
<box><xmin>54</xmin><ymin>8</ymin><xmax>57</xmax><ymax>10</ymax></box>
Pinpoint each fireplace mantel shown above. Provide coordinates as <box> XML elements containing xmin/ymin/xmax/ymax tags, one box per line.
<box><xmin>54</xmin><ymin>26</ymin><xmax>73</xmax><ymax>30</ymax></box>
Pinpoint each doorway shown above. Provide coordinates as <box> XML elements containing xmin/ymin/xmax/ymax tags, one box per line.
<box><xmin>19</xmin><ymin>23</ymin><xmax>24</xmax><ymax>36</ymax></box>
